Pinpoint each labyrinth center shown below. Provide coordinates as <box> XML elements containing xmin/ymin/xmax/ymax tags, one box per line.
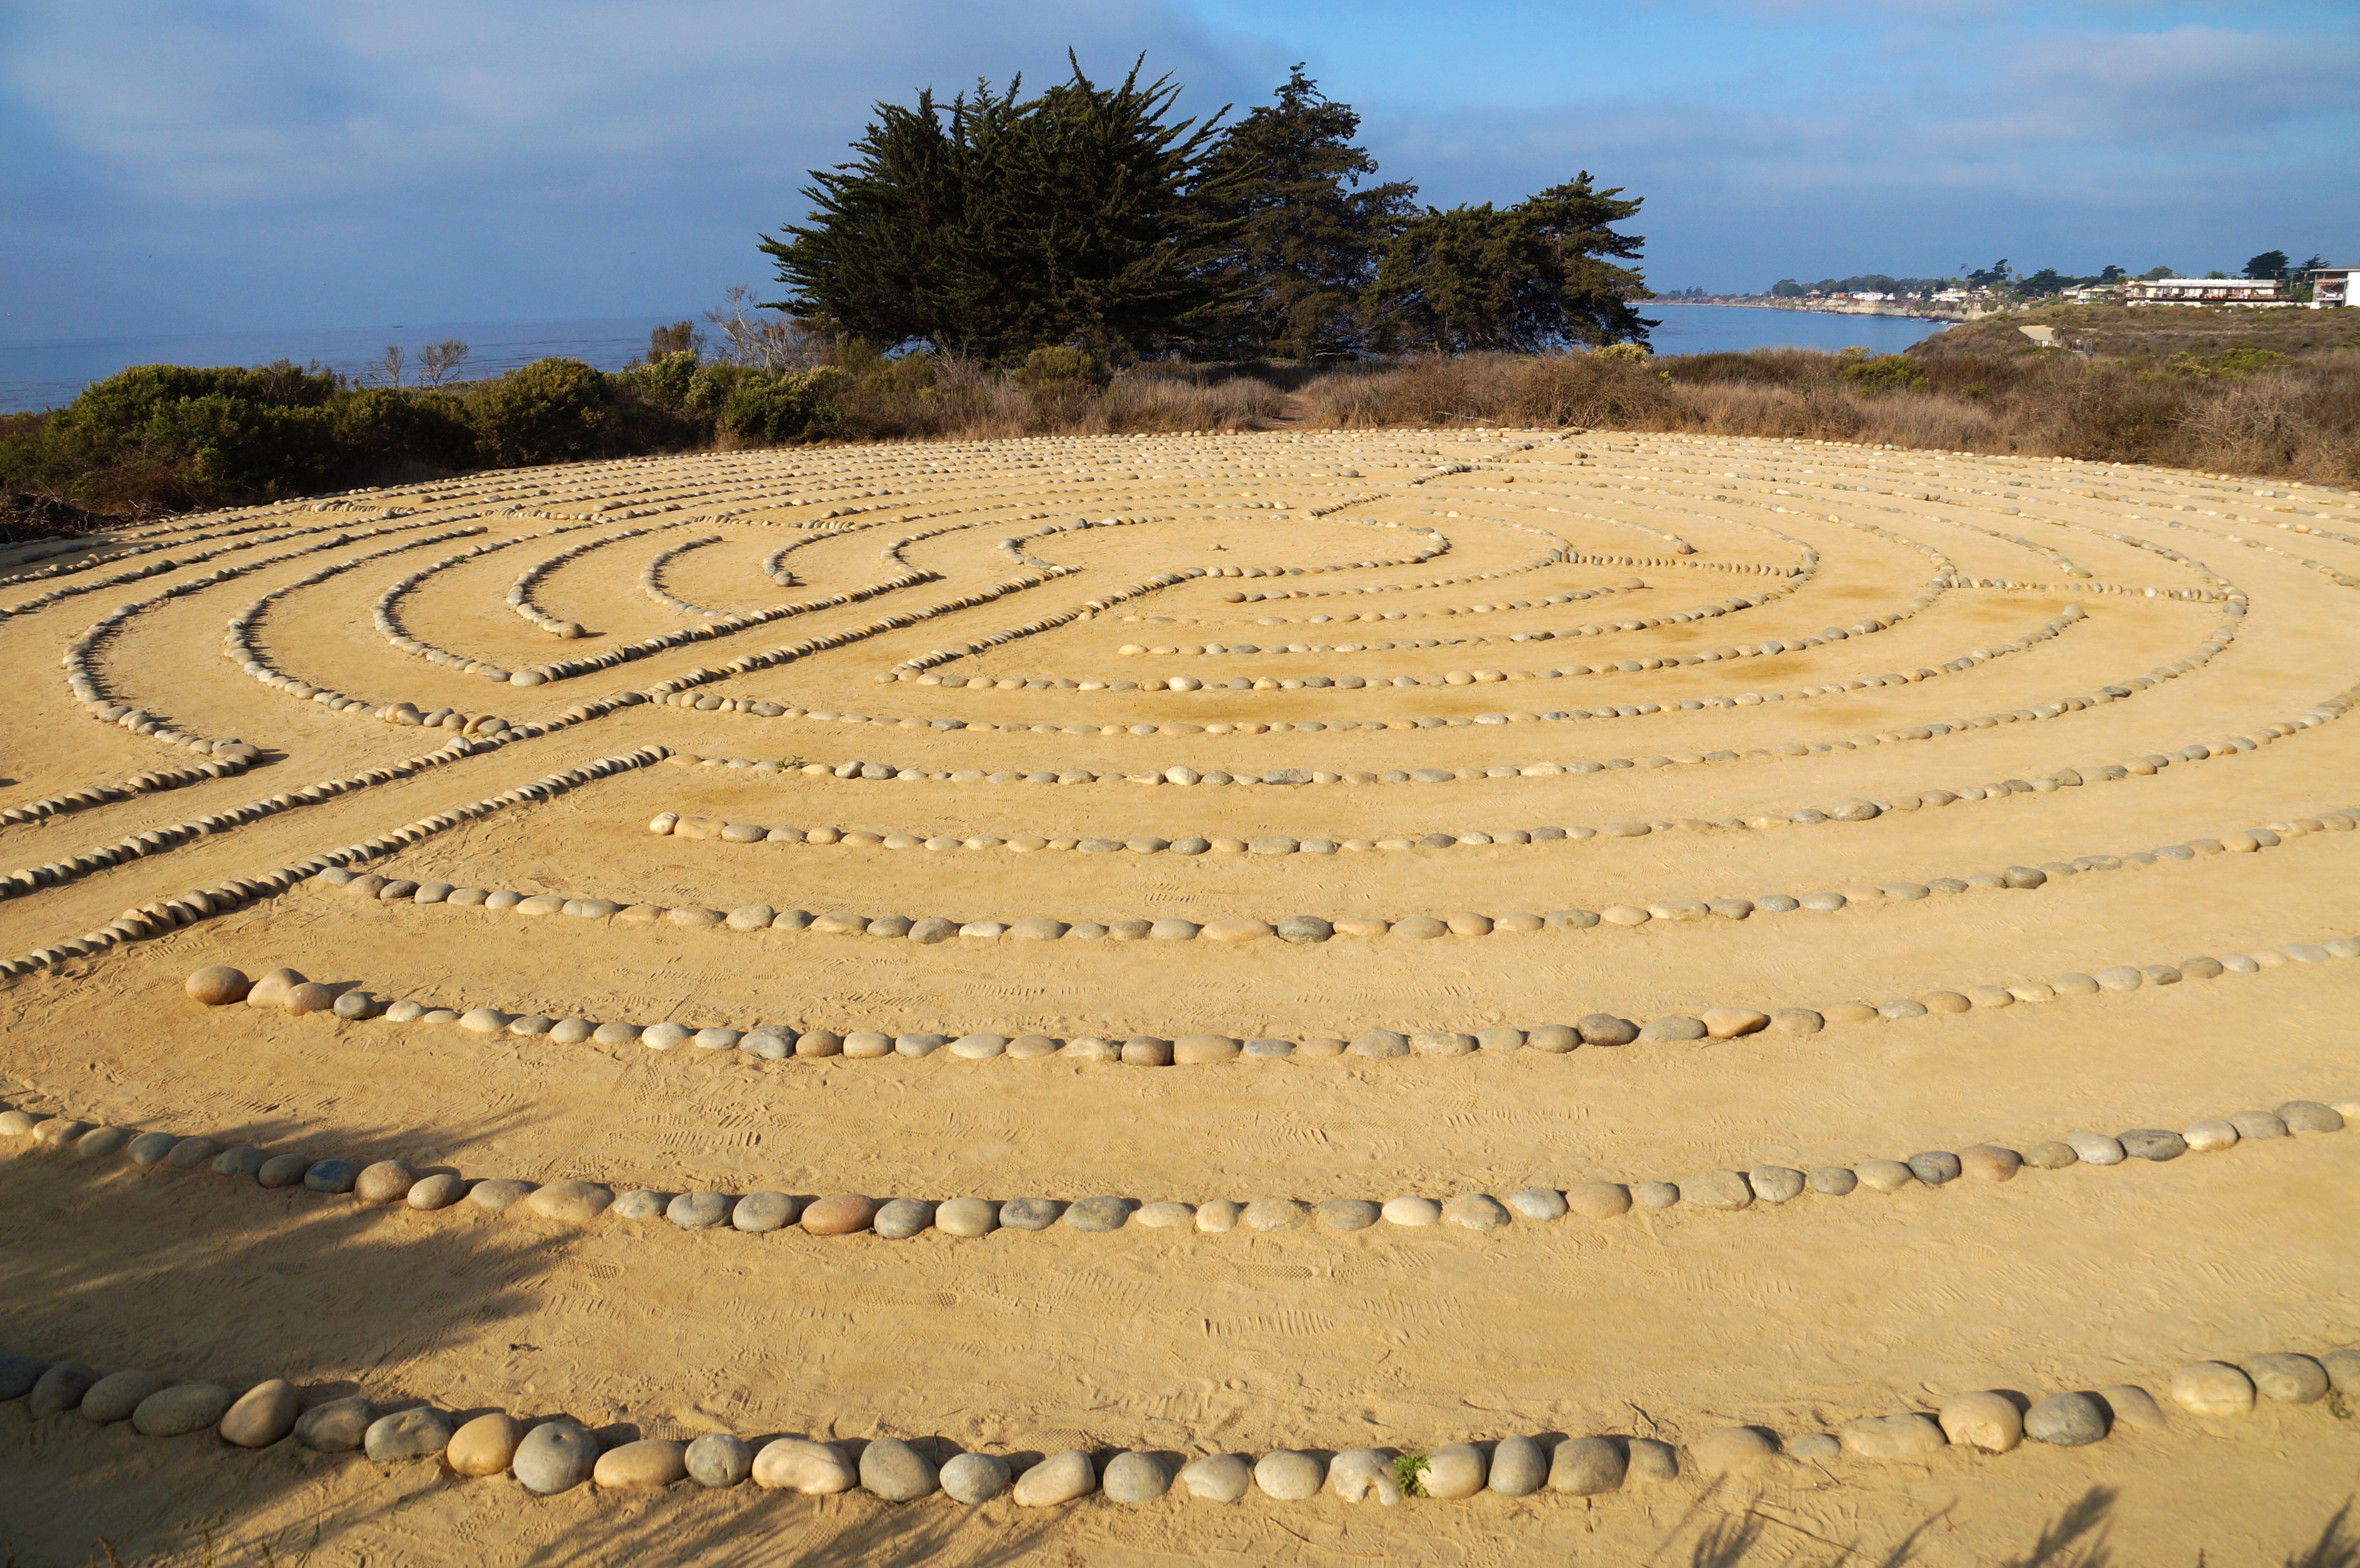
<box><xmin>3</xmin><ymin>429</ymin><xmax>2359</xmax><ymax>1551</ymax></box>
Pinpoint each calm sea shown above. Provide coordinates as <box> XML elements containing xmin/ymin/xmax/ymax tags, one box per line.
<box><xmin>0</xmin><ymin>316</ymin><xmax>685</xmax><ymax>415</ymax></box>
<box><xmin>0</xmin><ymin>304</ymin><xmax>1949</xmax><ymax>416</ymax></box>
<box><xmin>1643</xmin><ymin>302</ymin><xmax>1951</xmax><ymax>355</ymax></box>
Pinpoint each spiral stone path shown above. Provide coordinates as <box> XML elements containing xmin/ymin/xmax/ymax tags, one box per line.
<box><xmin>2</xmin><ymin>430</ymin><xmax>2357</xmax><ymax>1564</ymax></box>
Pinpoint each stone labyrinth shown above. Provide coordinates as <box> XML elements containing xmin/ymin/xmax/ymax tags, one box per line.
<box><xmin>2</xmin><ymin>428</ymin><xmax>2358</xmax><ymax>1545</ymax></box>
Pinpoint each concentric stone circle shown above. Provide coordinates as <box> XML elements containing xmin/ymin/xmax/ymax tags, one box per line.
<box><xmin>3</xmin><ymin>427</ymin><xmax>2358</xmax><ymax>1555</ymax></box>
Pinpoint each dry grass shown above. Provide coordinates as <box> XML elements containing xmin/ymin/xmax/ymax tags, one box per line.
<box><xmin>1288</xmin><ymin>347</ymin><xmax>2360</xmax><ymax>485</ymax></box>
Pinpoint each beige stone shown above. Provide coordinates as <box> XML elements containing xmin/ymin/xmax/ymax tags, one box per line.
<box><xmin>447</xmin><ymin>1412</ymin><xmax>525</xmax><ymax>1476</ymax></box>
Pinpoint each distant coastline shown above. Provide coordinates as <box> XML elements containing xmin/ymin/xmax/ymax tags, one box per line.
<box><xmin>1647</xmin><ymin>296</ymin><xmax>1983</xmax><ymax>323</ymax></box>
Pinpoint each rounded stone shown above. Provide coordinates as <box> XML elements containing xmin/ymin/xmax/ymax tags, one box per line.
<box><xmin>1838</xmin><ymin>1413</ymin><xmax>1947</xmax><ymax>1459</ymax></box>
<box><xmin>406</xmin><ymin>1172</ymin><xmax>467</xmax><ymax>1210</ymax></box>
<box><xmin>1632</xmin><ymin>1180</ymin><xmax>1681</xmax><ymax>1208</ymax></box>
<box><xmin>2119</xmin><ymin>1128</ymin><xmax>2188</xmax><ymax>1161</ymax></box>
<box><xmin>2065</xmin><ymin>1131</ymin><xmax>2125</xmax><ymax>1165</ymax></box>
<box><xmin>2024</xmin><ymin>1393</ymin><xmax>2109</xmax><ymax>1446</ymax></box>
<box><xmin>1136</xmin><ymin>1200</ymin><xmax>1194</xmax><ymax>1227</ymax></box>
<box><xmin>165</xmin><ymin>1136</ymin><xmax>223</xmax><ymax>1170</ymax></box>
<box><xmin>2099</xmin><ymin>1384</ymin><xmax>2168</xmax><ymax>1430</ymax></box>
<box><xmin>512</xmin><ymin>1420</ymin><xmax>599</xmax><ymax>1494</ymax></box>
<box><xmin>219</xmin><ymin>1379</ymin><xmax>301</xmax><ymax>1447</ymax></box>
<box><xmin>2280</xmin><ymin>1100</ymin><xmax>2346</xmax><ymax>1133</ymax></box>
<box><xmin>353</xmin><ymin>1161</ymin><xmax>415</xmax><ymax>1204</ymax></box>
<box><xmin>185</xmin><ymin>966</ymin><xmax>251</xmax><ymax>1005</ymax></box>
<box><xmin>1382</xmin><ymin>1196</ymin><xmax>1441</xmax><ymax>1226</ymax></box>
<box><xmin>1508</xmin><ymin>1188</ymin><xmax>1568</xmax><ymax>1221</ymax></box>
<box><xmin>1907</xmin><ymin>1151</ymin><xmax>1963</xmax><ymax>1186</ymax></box>
<box><xmin>1692</xmin><ymin>1426</ymin><xmax>1775</xmax><ymax>1477</ymax></box>
<box><xmin>447</xmin><ymin>1411</ymin><xmax>525</xmax><ymax>1476</ymax></box>
<box><xmin>1443</xmin><ymin>1193</ymin><xmax>1512</xmax><ymax>1230</ymax></box>
<box><xmin>729</xmin><ymin>1192</ymin><xmax>798</xmax><ymax>1232</ymax></box>
<box><xmin>1064</xmin><ymin>1195</ymin><xmax>1135</xmax><ymax>1232</ymax></box>
<box><xmin>1807</xmin><ymin>1166</ymin><xmax>1858</xmax><ymax>1196</ymax></box>
<box><xmin>1000</xmin><ymin>1197</ymin><xmax>1062</xmax><ymax>1230</ymax></box>
<box><xmin>83</xmin><ymin>1369</ymin><xmax>169</xmax><ymax>1423</ymax></box>
<box><xmin>1939</xmin><ymin>1391</ymin><xmax>2023</xmax><ymax>1452</ymax></box>
<box><xmin>1856</xmin><ymin>1159</ymin><xmax>1916</xmax><ymax>1193</ymax></box>
<box><xmin>802</xmin><ymin>1194</ymin><xmax>881</xmax><ymax>1235</ymax></box>
<box><xmin>753</xmin><ymin>1437</ymin><xmax>858</xmax><ymax>1494</ymax></box>
<box><xmin>861</xmin><ymin>1434</ymin><xmax>940</xmax><ymax>1500</ymax></box>
<box><xmin>293</xmin><ymin>1395</ymin><xmax>373</xmax><ymax>1452</ymax></box>
<box><xmin>1683</xmin><ymin>1169</ymin><xmax>1754</xmax><ymax>1209</ymax></box>
<box><xmin>2023</xmin><ymin>1141</ymin><xmax>2079</xmax><ymax>1170</ymax></box>
<box><xmin>1549</xmin><ymin>1434</ymin><xmax>1626</xmax><ymax>1494</ymax></box>
<box><xmin>667</xmin><ymin>1190</ymin><xmax>730</xmax><ymax>1230</ymax></box>
<box><xmin>1419</xmin><ymin>1442</ymin><xmax>1487</xmax><ymax>1499</ymax></box>
<box><xmin>29</xmin><ymin>1362</ymin><xmax>100</xmax><ymax>1417</ymax></box>
<box><xmin>1348</xmin><ymin>1030</ymin><xmax>1409</xmax><ymax>1058</ymax></box>
<box><xmin>1178</xmin><ymin>1453</ymin><xmax>1252</xmax><ymax>1502</ymax></box>
<box><xmin>941</xmin><ymin>1450</ymin><xmax>1013</xmax><ymax>1503</ymax></box>
<box><xmin>529</xmin><ymin>1180</ymin><xmax>615</xmax><ymax>1224</ymax></box>
<box><xmin>935</xmin><ymin>1197</ymin><xmax>999</xmax><ymax>1237</ymax></box>
<box><xmin>2243</xmin><ymin>1353</ymin><xmax>2329</xmax><ymax>1404</ymax></box>
<box><xmin>1577</xmin><ymin>1014</ymin><xmax>1639</xmax><ymax>1046</ymax></box>
<box><xmin>1564</xmin><ymin>1181</ymin><xmax>1632</xmax><ymax>1219</ymax></box>
<box><xmin>1100</xmin><ymin>1450</ymin><xmax>1168</xmax><ymax>1503</ymax></box>
<box><xmin>1175</xmin><ymin>1033</ymin><xmax>1242</xmax><ymax>1064</ymax></box>
<box><xmin>363</xmin><ymin>1406</ymin><xmax>455</xmax><ymax>1461</ymax></box>
<box><xmin>1745</xmin><ymin>1166</ymin><xmax>1805</xmax><ymax>1203</ymax></box>
<box><xmin>875</xmin><ymin>1198</ymin><xmax>937</xmax><ymax>1239</ymax></box>
<box><xmin>1243</xmin><ymin>1197</ymin><xmax>1308</xmax><ymax>1231</ymax></box>
<box><xmin>1315</xmin><ymin>1197</ymin><xmax>1381</xmax><ymax>1231</ymax></box>
<box><xmin>303</xmin><ymin>1159</ymin><xmax>358</xmax><ymax>1195</ymax></box>
<box><xmin>595</xmin><ymin>1438</ymin><xmax>688</xmax><ymax>1491</ymax></box>
<box><xmin>0</xmin><ymin>1352</ymin><xmax>46</xmax><ymax>1403</ymax></box>
<box><xmin>2228</xmin><ymin>1110</ymin><xmax>2289</xmax><ymax>1140</ymax></box>
<box><xmin>1490</xmin><ymin>1434</ymin><xmax>1548</xmax><ymax>1496</ymax></box>
<box><xmin>1255</xmin><ymin>1450</ymin><xmax>1327</xmax><ymax>1500</ymax></box>
<box><xmin>132</xmin><ymin>1383</ymin><xmax>234</xmax><ymax>1436</ymax></box>
<box><xmin>686</xmin><ymin>1433</ymin><xmax>754</xmax><ymax>1488</ymax></box>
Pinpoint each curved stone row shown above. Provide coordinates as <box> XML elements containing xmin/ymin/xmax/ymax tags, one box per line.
<box><xmin>637</xmin><ymin>533</ymin><xmax>727</xmax><ymax>616</ymax></box>
<box><xmin>0</xmin><ymin>745</ymin><xmax>671</xmax><ymax>978</ymax></box>
<box><xmin>0</xmin><ymin>516</ymin><xmax>379</xmax><ymax>620</ymax></box>
<box><xmin>61</xmin><ymin>518</ymin><xmax>470</xmax><ymax>759</ymax></box>
<box><xmin>675</xmin><ymin>610</ymin><xmax>2333</xmax><ymax>792</ymax></box>
<box><xmin>1</xmin><ymin>753</ymin><xmax>260</xmax><ymax>830</ymax></box>
<box><xmin>506</xmin><ymin>522</ymin><xmax>697</xmax><ymax>636</ymax></box>
<box><xmin>1</xmin><ymin>1341</ymin><xmax>2348</xmax><ymax>1507</ymax></box>
<box><xmin>195</xmin><ymin>911</ymin><xmax>2360</xmax><ymax>1066</ymax></box>
<box><xmin>636</xmin><ymin>802</ymin><xmax>2356</xmax><ymax>926</ymax></box>
<box><xmin>224</xmin><ymin>522</ymin><xmax>501</xmax><ymax>707</ymax></box>
<box><xmin>864</xmin><ymin>600</ymin><xmax>2096</xmax><ymax>722</ymax></box>
<box><xmin>369</xmin><ymin>523</ymin><xmax>606</xmax><ymax>681</ymax></box>
<box><xmin>11</xmin><ymin>1061</ymin><xmax>2353</xmax><ymax>1245</ymax></box>
<box><xmin>1073</xmin><ymin>577</ymin><xmax>1947</xmax><ymax>690</ymax></box>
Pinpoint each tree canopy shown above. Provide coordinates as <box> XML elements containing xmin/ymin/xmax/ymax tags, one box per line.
<box><xmin>763</xmin><ymin>60</ymin><xmax>1651</xmax><ymax>362</ymax></box>
<box><xmin>761</xmin><ymin>56</ymin><xmax>1242</xmax><ymax>363</ymax></box>
<box><xmin>1197</xmin><ymin>67</ymin><xmax>1419</xmax><ymax>359</ymax></box>
<box><xmin>1364</xmin><ymin>177</ymin><xmax>1653</xmax><ymax>352</ymax></box>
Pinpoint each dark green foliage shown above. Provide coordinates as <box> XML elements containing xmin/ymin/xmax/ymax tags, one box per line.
<box><xmin>467</xmin><ymin>357</ymin><xmax>610</xmax><ymax>467</ymax></box>
<box><xmin>2246</xmin><ymin>250</ymin><xmax>2290</xmax><ymax>281</ymax></box>
<box><xmin>717</xmin><ymin>368</ymin><xmax>848</xmax><ymax>444</ymax></box>
<box><xmin>1837</xmin><ymin>350</ymin><xmax>1929</xmax><ymax>394</ymax></box>
<box><xmin>1197</xmin><ymin>67</ymin><xmax>1417</xmax><ymax>358</ymax></box>
<box><xmin>1366</xmin><ymin>175</ymin><xmax>1652</xmax><ymax>352</ymax></box>
<box><xmin>762</xmin><ymin>55</ymin><xmax>1244</xmax><ymax>362</ymax></box>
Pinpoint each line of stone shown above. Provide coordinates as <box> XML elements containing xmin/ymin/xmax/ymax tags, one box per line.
<box><xmin>9</xmin><ymin>1052</ymin><xmax>2350</xmax><ymax>1251</ymax></box>
<box><xmin>193</xmin><ymin>911</ymin><xmax>2360</xmax><ymax>1062</ymax></box>
<box><xmin>0</xmin><ymin>517</ymin><xmax>381</xmax><ymax>619</ymax></box>
<box><xmin>1</xmin><ymin>753</ymin><xmax>265</xmax><ymax>831</ymax></box>
<box><xmin>61</xmin><ymin>518</ymin><xmax>470</xmax><ymax>760</ymax></box>
<box><xmin>627</xmin><ymin>802</ymin><xmax>2356</xmax><ymax>935</ymax></box>
<box><xmin>0</xmin><ymin>1333</ymin><xmax>2350</xmax><ymax>1507</ymax></box>
<box><xmin>0</xmin><ymin>513</ymin><xmax>313</xmax><ymax>592</ymax></box>
<box><xmin>507</xmin><ymin>521</ymin><xmax>701</xmax><ymax>636</ymax></box>
<box><xmin>0</xmin><ymin>744</ymin><xmax>672</xmax><ymax>978</ymax></box>
<box><xmin>672</xmin><ymin>600</ymin><xmax>2275</xmax><ymax>776</ymax></box>
<box><xmin>638</xmin><ymin>533</ymin><xmax>727</xmax><ymax>615</ymax></box>
<box><xmin>223</xmin><ymin>522</ymin><xmax>510</xmax><ymax>709</ymax></box>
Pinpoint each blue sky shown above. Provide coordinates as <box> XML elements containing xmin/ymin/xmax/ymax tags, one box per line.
<box><xmin>2</xmin><ymin>0</ymin><xmax>2353</xmax><ymax>341</ymax></box>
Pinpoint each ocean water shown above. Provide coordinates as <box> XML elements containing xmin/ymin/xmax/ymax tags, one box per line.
<box><xmin>0</xmin><ymin>316</ymin><xmax>685</xmax><ymax>414</ymax></box>
<box><xmin>1643</xmin><ymin>303</ymin><xmax>1950</xmax><ymax>356</ymax></box>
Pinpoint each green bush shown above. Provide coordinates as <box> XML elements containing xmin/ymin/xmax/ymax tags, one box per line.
<box><xmin>1839</xmin><ymin>353</ymin><xmax>1930</xmax><ymax>394</ymax></box>
<box><xmin>467</xmin><ymin>357</ymin><xmax>611</xmax><ymax>467</ymax></box>
<box><xmin>1017</xmin><ymin>345</ymin><xmax>1109</xmax><ymax>388</ymax></box>
<box><xmin>718</xmin><ymin>367</ymin><xmax>847</xmax><ymax>444</ymax></box>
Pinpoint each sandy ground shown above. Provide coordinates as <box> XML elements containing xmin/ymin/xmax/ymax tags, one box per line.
<box><xmin>2</xmin><ymin>430</ymin><xmax>2358</xmax><ymax>1566</ymax></box>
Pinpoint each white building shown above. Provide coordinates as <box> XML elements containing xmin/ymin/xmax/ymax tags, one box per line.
<box><xmin>2124</xmin><ymin>277</ymin><xmax>2289</xmax><ymax>306</ymax></box>
<box><xmin>2307</xmin><ymin>268</ymin><xmax>2352</xmax><ymax>308</ymax></box>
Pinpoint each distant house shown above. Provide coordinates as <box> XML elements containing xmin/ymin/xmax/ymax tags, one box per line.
<box><xmin>2125</xmin><ymin>277</ymin><xmax>2289</xmax><ymax>306</ymax></box>
<box><xmin>2308</xmin><ymin>267</ymin><xmax>2353</xmax><ymax>308</ymax></box>
<box><xmin>1850</xmin><ymin>292</ymin><xmax>1890</xmax><ymax>302</ymax></box>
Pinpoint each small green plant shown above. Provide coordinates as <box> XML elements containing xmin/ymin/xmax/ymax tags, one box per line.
<box><xmin>2328</xmin><ymin>1389</ymin><xmax>2351</xmax><ymax>1421</ymax></box>
<box><xmin>1840</xmin><ymin>353</ymin><xmax>1930</xmax><ymax>394</ymax></box>
<box><xmin>2166</xmin><ymin>344</ymin><xmax>2289</xmax><ymax>380</ymax></box>
<box><xmin>780</xmin><ymin>755</ymin><xmax>805</xmax><ymax>770</ymax></box>
<box><xmin>1391</xmin><ymin>1450</ymin><xmax>1429</xmax><ymax>1496</ymax></box>
<box><xmin>1595</xmin><ymin>342</ymin><xmax>1649</xmax><ymax>364</ymax></box>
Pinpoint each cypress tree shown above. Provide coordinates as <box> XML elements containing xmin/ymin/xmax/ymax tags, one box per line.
<box><xmin>1199</xmin><ymin>67</ymin><xmax>1418</xmax><ymax>360</ymax></box>
<box><xmin>1367</xmin><ymin>174</ymin><xmax>1654</xmax><ymax>352</ymax></box>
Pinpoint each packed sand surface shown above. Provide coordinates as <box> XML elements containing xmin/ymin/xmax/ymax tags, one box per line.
<box><xmin>2</xmin><ymin>429</ymin><xmax>2358</xmax><ymax>1565</ymax></box>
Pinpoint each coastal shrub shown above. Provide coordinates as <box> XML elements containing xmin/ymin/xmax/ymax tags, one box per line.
<box><xmin>1839</xmin><ymin>353</ymin><xmax>1929</xmax><ymax>394</ymax></box>
<box><xmin>466</xmin><ymin>357</ymin><xmax>610</xmax><ymax>467</ymax></box>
